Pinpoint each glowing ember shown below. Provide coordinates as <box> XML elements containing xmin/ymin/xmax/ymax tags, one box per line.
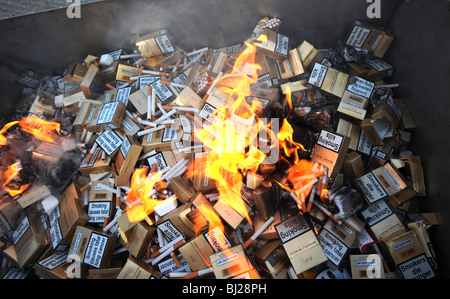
<box><xmin>0</xmin><ymin>162</ymin><xmax>31</xmax><ymax>197</ymax></box>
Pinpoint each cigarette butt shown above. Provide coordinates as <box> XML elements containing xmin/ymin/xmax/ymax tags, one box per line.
<box><xmin>84</xmin><ymin>152</ymin><xmax>94</xmax><ymax>165</ymax></box>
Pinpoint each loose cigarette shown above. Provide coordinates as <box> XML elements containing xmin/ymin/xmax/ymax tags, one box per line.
<box><xmin>166</xmin><ymin>165</ymin><xmax>187</xmax><ymax>181</ymax></box>
<box><xmin>80</xmin><ymin>171</ymin><xmax>111</xmax><ymax>192</ymax></box>
<box><xmin>151</xmin><ymin>235</ymin><xmax>184</xmax><ymax>258</ymax></box>
<box><xmin>169</xmin><ymin>272</ymin><xmax>192</xmax><ymax>278</ymax></box>
<box><xmin>141</xmin><ymin>70</ymin><xmax>169</xmax><ymax>76</ymax></box>
<box><xmin>103</xmin><ymin>215</ymin><xmax>119</xmax><ymax>232</ymax></box>
<box><xmin>243</xmin><ymin>216</ymin><xmax>274</xmax><ymax>249</ymax></box>
<box><xmin>173</xmin><ymin>57</ymin><xmax>182</xmax><ymax>72</ymax></box>
<box><xmin>97</xmin><ymin>183</ymin><xmax>119</xmax><ymax>195</ymax></box>
<box><xmin>150</xmin><ymin>239</ymin><xmax>186</xmax><ymax>266</ymax></box>
<box><xmin>120</xmin><ymin>53</ymin><xmax>142</xmax><ymax>59</ymax></box>
<box><xmin>151</xmin><ymin>87</ymin><xmax>156</xmax><ymax>119</ymax></box>
<box><xmin>306</xmin><ymin>185</ymin><xmax>317</xmax><ymax>212</ymax></box>
<box><xmin>147</xmin><ymin>86</ymin><xmax>152</xmax><ymax>120</ymax></box>
<box><xmin>313</xmin><ymin>201</ymin><xmax>342</xmax><ymax>225</ymax></box>
<box><xmin>159</xmin><ymin>80</ymin><xmax>186</xmax><ymax>89</ymax></box>
<box><xmin>186</xmin><ymin>47</ymin><xmax>209</xmax><ymax>57</ymax></box>
<box><xmin>137</xmin><ymin>124</ymin><xmax>168</xmax><ymax>137</ymax></box>
<box><xmin>153</xmin><ymin>108</ymin><xmax>177</xmax><ymax>125</ymax></box>
<box><xmin>376</xmin><ymin>83</ymin><xmax>400</xmax><ymax>89</ymax></box>
<box><xmin>138</xmin><ymin>150</ymin><xmax>157</xmax><ymax>161</ymax></box>
<box><xmin>162</xmin><ymin>105</ymin><xmax>199</xmax><ymax>113</ymax></box>
<box><xmin>185</xmin><ymin>267</ymin><xmax>214</xmax><ymax>279</ymax></box>
<box><xmin>84</xmin><ymin>141</ymin><xmax>98</xmax><ymax>165</ymax></box>
<box><xmin>183</xmin><ymin>53</ymin><xmax>203</xmax><ymax>71</ymax></box>
<box><xmin>161</xmin><ymin>158</ymin><xmax>188</xmax><ymax>181</ymax></box>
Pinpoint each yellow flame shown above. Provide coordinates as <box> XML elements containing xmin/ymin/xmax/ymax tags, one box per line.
<box><xmin>0</xmin><ymin>162</ymin><xmax>31</xmax><ymax>197</ymax></box>
<box><xmin>126</xmin><ymin>168</ymin><xmax>163</xmax><ymax>223</ymax></box>
<box><xmin>18</xmin><ymin>115</ymin><xmax>62</xmax><ymax>143</ymax></box>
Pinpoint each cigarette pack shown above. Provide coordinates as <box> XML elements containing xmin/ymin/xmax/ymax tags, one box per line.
<box><xmin>78</xmin><ymin>145</ymin><xmax>113</xmax><ymax>175</ymax></box>
<box><xmin>407</xmin><ymin>222</ymin><xmax>437</xmax><ymax>270</ymax></box>
<box><xmin>308</xmin><ymin>62</ymin><xmax>349</xmax><ymax>98</ymax></box>
<box><xmin>382</xmin><ymin>229</ymin><xmax>436</xmax><ymax>279</ymax></box>
<box><xmin>80</xmin><ymin>64</ymin><xmax>102</xmax><ymax>99</ymax></box>
<box><xmin>146</xmin><ymin>150</ymin><xmax>183</xmax><ymax>174</ymax></box>
<box><xmin>103</xmin><ymin>86</ymin><xmax>133</xmax><ymax>105</ymax></box>
<box><xmin>116</xmin><ymin>64</ymin><xmax>140</xmax><ymax>82</ymax></box>
<box><xmin>317</xmin><ymin>219</ymin><xmax>357</xmax><ymax>269</ymax></box>
<box><xmin>249</xmin><ymin>84</ymin><xmax>281</xmax><ymax>112</ymax></box>
<box><xmin>403</xmin><ymin>156</ymin><xmax>426</xmax><ymax>196</ymax></box>
<box><xmin>84</xmin><ymin>54</ymin><xmax>99</xmax><ymax>66</ymax></box>
<box><xmin>16</xmin><ymin>69</ymin><xmax>44</xmax><ymax>88</ymax></box>
<box><xmin>141</xmin><ymin>125</ymin><xmax>182</xmax><ymax>153</ymax></box>
<box><xmin>394</xmin><ymin>98</ymin><xmax>416</xmax><ymax>130</ymax></box>
<box><xmin>208</xmin><ymin>50</ymin><xmax>229</xmax><ymax>75</ymax></box>
<box><xmin>370</xmin><ymin>95</ymin><xmax>402</xmax><ymax>138</ymax></box>
<box><xmin>310</xmin><ymin>129</ymin><xmax>350</xmax><ymax>179</ymax></box>
<box><xmin>337</xmin><ymin>90</ymin><xmax>370</xmax><ymax>121</ymax></box>
<box><xmin>209</xmin><ymin>245</ymin><xmax>258</xmax><ymax>279</ymax></box>
<box><xmin>87</xmin><ymin>180</ymin><xmax>115</xmax><ymax>224</ymax></box>
<box><xmin>179</xmin><ymin>226</ymin><xmax>232</xmax><ymax>271</ymax></box>
<box><xmin>36</xmin><ymin>245</ymin><xmax>89</xmax><ymax>279</ymax></box>
<box><xmin>254</xmin><ymin>240</ymin><xmax>290</xmax><ymax>279</ymax></box>
<box><xmin>361</xmin><ymin>200</ymin><xmax>405</xmax><ymax>241</ymax></box>
<box><xmin>255</xmin><ymin>54</ymin><xmax>281</xmax><ymax>87</ymax></box>
<box><xmin>173</xmin><ymin>86</ymin><xmax>203</xmax><ymax>108</ymax></box>
<box><xmin>73</xmin><ymin>102</ymin><xmax>93</xmax><ymax>130</ymax></box>
<box><xmin>119</xmin><ymin>115</ymin><xmax>141</xmax><ymax>136</ymax></box>
<box><xmin>0</xmin><ymin>201</ymin><xmax>23</xmax><ymax>239</ymax></box>
<box><xmin>122</xmin><ymin>221</ymin><xmax>155</xmax><ymax>258</ymax></box>
<box><xmin>288</xmin><ymin>47</ymin><xmax>305</xmax><ymax>76</ymax></box>
<box><xmin>100</xmin><ymin>60</ymin><xmax>120</xmax><ymax>84</ymax></box>
<box><xmin>17</xmin><ymin>184</ymin><xmax>51</xmax><ymax>209</ymax></box>
<box><xmin>275</xmin><ymin>214</ymin><xmax>327</xmax><ymax>275</ymax></box>
<box><xmin>114</xmin><ymin>134</ymin><xmax>143</xmax><ymax>187</ymax></box>
<box><xmin>190</xmin><ymin>151</ymin><xmax>217</xmax><ymax>192</ymax></box>
<box><xmin>198</xmin><ymin>87</ymin><xmax>230</xmax><ymax>125</ymax></box>
<box><xmin>143</xmin><ymin>49</ymin><xmax>182</xmax><ymax>71</ymax></box>
<box><xmin>155</xmin><ymin>202</ymin><xmax>197</xmax><ymax>240</ymax></box>
<box><xmin>48</xmin><ymin>184</ymin><xmax>88</xmax><ymax>248</ymax></box>
<box><xmin>349</xmin><ymin>254</ymin><xmax>386</xmax><ymax>279</ymax></box>
<box><xmin>254</xmin><ymin>29</ymin><xmax>289</xmax><ymax>61</ymax></box>
<box><xmin>166</xmin><ymin>175</ymin><xmax>197</xmax><ymax>204</ymax></box>
<box><xmin>296</xmin><ymin>41</ymin><xmax>326</xmax><ymax>71</ymax></box>
<box><xmin>128</xmin><ymin>85</ymin><xmax>150</xmax><ymax>116</ymax></box>
<box><xmin>68</xmin><ymin>225</ymin><xmax>116</xmax><ymax>269</ymax></box>
<box><xmin>116</xmin><ymin>256</ymin><xmax>163</xmax><ymax>279</ymax></box>
<box><xmin>345</xmin><ymin>20</ymin><xmax>394</xmax><ymax>58</ymax></box>
<box><xmin>29</xmin><ymin>94</ymin><xmax>56</xmax><ymax>118</ymax></box>
<box><xmin>343</xmin><ymin>151</ymin><xmax>365</xmax><ymax>179</ymax></box>
<box><xmin>9</xmin><ymin>214</ymin><xmax>48</xmax><ymax>268</ymax></box>
<box><xmin>135</xmin><ymin>29</ymin><xmax>176</xmax><ymax>58</ymax></box>
<box><xmin>354</xmin><ymin>163</ymin><xmax>408</xmax><ymax>205</ymax></box>
<box><xmin>254</xmin><ymin>209</ymin><xmax>281</xmax><ymax>240</ymax></box>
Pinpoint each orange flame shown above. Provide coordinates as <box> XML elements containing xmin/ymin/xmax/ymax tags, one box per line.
<box><xmin>18</xmin><ymin>115</ymin><xmax>62</xmax><ymax>143</ymax></box>
<box><xmin>126</xmin><ymin>167</ymin><xmax>164</xmax><ymax>223</ymax></box>
<box><xmin>0</xmin><ymin>121</ymin><xmax>19</xmax><ymax>146</ymax></box>
<box><xmin>191</xmin><ymin>36</ymin><xmax>270</xmax><ymax>227</ymax></box>
<box><xmin>0</xmin><ymin>162</ymin><xmax>31</xmax><ymax>197</ymax></box>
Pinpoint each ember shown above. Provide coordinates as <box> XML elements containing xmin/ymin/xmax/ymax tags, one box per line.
<box><xmin>0</xmin><ymin>15</ymin><xmax>436</xmax><ymax>282</ymax></box>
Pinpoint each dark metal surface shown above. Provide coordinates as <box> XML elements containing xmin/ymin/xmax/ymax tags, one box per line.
<box><xmin>0</xmin><ymin>0</ymin><xmax>449</xmax><ymax>276</ymax></box>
